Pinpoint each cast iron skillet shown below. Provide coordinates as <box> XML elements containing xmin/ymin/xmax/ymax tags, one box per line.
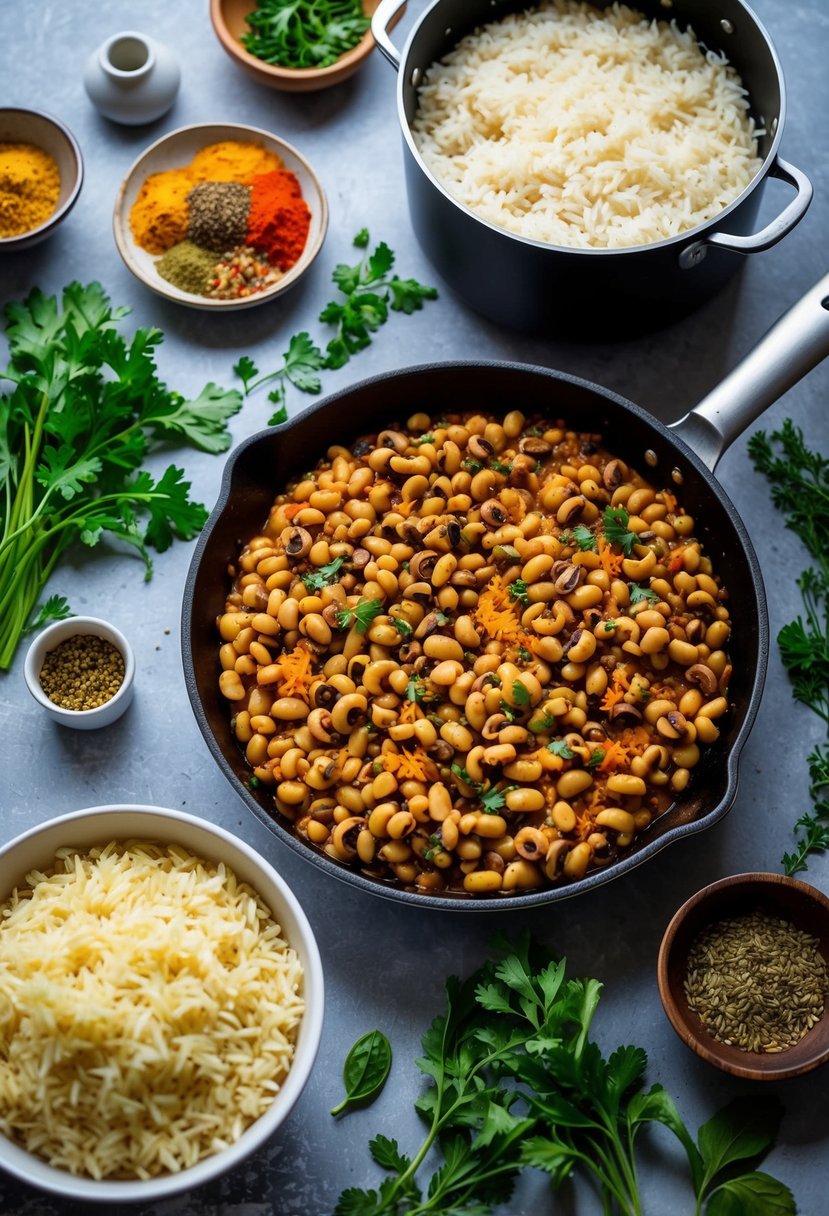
<box><xmin>182</xmin><ymin>273</ymin><xmax>829</xmax><ymax>909</ymax></box>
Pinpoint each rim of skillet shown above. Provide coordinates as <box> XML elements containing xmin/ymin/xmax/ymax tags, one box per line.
<box><xmin>182</xmin><ymin>360</ymin><xmax>769</xmax><ymax>911</ymax></box>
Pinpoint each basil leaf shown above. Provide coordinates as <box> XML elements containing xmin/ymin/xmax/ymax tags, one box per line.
<box><xmin>698</xmin><ymin>1096</ymin><xmax>782</xmax><ymax>1179</ymax></box>
<box><xmin>706</xmin><ymin>1172</ymin><xmax>796</xmax><ymax>1216</ymax></box>
<box><xmin>331</xmin><ymin>1030</ymin><xmax>392</xmax><ymax>1117</ymax></box>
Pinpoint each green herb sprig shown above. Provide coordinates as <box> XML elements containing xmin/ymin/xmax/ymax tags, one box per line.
<box><xmin>336</xmin><ymin>597</ymin><xmax>383</xmax><ymax>633</ymax></box>
<box><xmin>234</xmin><ymin>231</ymin><xmax>437</xmax><ymax>425</ymax></box>
<box><xmin>241</xmin><ymin>0</ymin><xmax>370</xmax><ymax>70</ymax></box>
<box><xmin>749</xmin><ymin>419</ymin><xmax>829</xmax><ymax>873</ymax></box>
<box><xmin>602</xmin><ymin>505</ymin><xmax>639</xmax><ymax>556</ymax></box>
<box><xmin>0</xmin><ymin>282</ymin><xmax>241</xmax><ymax>669</ymax></box>
<box><xmin>336</xmin><ymin>937</ymin><xmax>794</xmax><ymax>1216</ymax></box>
<box><xmin>331</xmin><ymin>1030</ymin><xmax>392</xmax><ymax>1118</ymax></box>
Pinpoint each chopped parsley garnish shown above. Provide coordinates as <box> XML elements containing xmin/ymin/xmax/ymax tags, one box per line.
<box><xmin>392</xmin><ymin>616</ymin><xmax>413</xmax><ymax>637</ymax></box>
<box><xmin>586</xmin><ymin>748</ymin><xmax>606</xmax><ymax>769</ymax></box>
<box><xmin>547</xmin><ymin>740</ymin><xmax>575</xmax><ymax>760</ymax></box>
<box><xmin>406</xmin><ymin>677</ymin><xmax>427</xmax><ymax>702</ymax></box>
<box><xmin>629</xmin><ymin>582</ymin><xmax>659</xmax><ymax>605</ymax></box>
<box><xmin>463</xmin><ymin>458</ymin><xmax>483</xmax><ymax>474</ymax></box>
<box><xmin>602</xmin><ymin>505</ymin><xmax>638</xmax><ymax>556</ymax></box>
<box><xmin>603</xmin><ymin>620</ymin><xmax>618</xmax><ymax>633</ymax></box>
<box><xmin>413</xmin><ymin>434</ymin><xmax>435</xmax><ymax>445</ymax></box>
<box><xmin>511</xmin><ymin>679</ymin><xmax>531</xmax><ymax>707</ymax></box>
<box><xmin>508</xmin><ymin>578</ymin><xmax>530</xmax><ymax>606</ymax></box>
<box><xmin>301</xmin><ymin>555</ymin><xmax>345</xmax><ymax>592</ymax></box>
<box><xmin>517</xmin><ymin>645</ymin><xmax>533</xmax><ymax>663</ymax></box>
<box><xmin>480</xmin><ymin>785</ymin><xmax>519</xmax><ymax>813</ymax></box>
<box><xmin>336</xmin><ymin>597</ymin><xmax>383</xmax><ymax>632</ymax></box>
<box><xmin>529</xmin><ymin>712</ymin><xmax>556</xmax><ymax>734</ymax></box>
<box><xmin>491</xmin><ymin>460</ymin><xmax>513</xmax><ymax>475</ymax></box>
<box><xmin>435</xmin><ymin>610</ymin><xmax>451</xmax><ymax>626</ymax></box>
<box><xmin>451</xmin><ymin>762</ymin><xmax>480</xmax><ymax>789</ymax></box>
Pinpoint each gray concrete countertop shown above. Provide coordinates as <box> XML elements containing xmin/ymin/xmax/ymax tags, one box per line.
<box><xmin>1</xmin><ymin>1</ymin><xmax>827</xmax><ymax>1212</ymax></box>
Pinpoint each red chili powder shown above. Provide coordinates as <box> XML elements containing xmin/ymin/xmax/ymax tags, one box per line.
<box><xmin>246</xmin><ymin>169</ymin><xmax>311</xmax><ymax>270</ymax></box>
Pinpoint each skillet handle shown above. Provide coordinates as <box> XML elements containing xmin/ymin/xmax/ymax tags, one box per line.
<box><xmin>678</xmin><ymin>158</ymin><xmax>812</xmax><ymax>269</ymax></box>
<box><xmin>669</xmin><ymin>272</ymin><xmax>829</xmax><ymax>471</ymax></box>
<box><xmin>371</xmin><ymin>0</ymin><xmax>407</xmax><ymax>70</ymax></box>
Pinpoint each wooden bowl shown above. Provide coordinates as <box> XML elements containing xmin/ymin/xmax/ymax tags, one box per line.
<box><xmin>112</xmin><ymin>121</ymin><xmax>328</xmax><ymax>312</ymax></box>
<box><xmin>0</xmin><ymin>108</ymin><xmax>83</xmax><ymax>251</ymax></box>
<box><xmin>210</xmin><ymin>0</ymin><xmax>402</xmax><ymax>92</ymax></box>
<box><xmin>657</xmin><ymin>872</ymin><xmax>829</xmax><ymax>1081</ymax></box>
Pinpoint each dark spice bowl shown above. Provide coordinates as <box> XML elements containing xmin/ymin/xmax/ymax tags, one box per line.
<box><xmin>657</xmin><ymin>873</ymin><xmax>829</xmax><ymax>1081</ymax></box>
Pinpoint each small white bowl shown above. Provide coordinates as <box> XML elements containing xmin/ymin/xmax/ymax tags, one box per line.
<box><xmin>0</xmin><ymin>108</ymin><xmax>84</xmax><ymax>252</ymax></box>
<box><xmin>23</xmin><ymin>616</ymin><xmax>135</xmax><ymax>729</ymax></box>
<box><xmin>0</xmin><ymin>804</ymin><xmax>324</xmax><ymax>1202</ymax></box>
<box><xmin>112</xmin><ymin>121</ymin><xmax>328</xmax><ymax>311</ymax></box>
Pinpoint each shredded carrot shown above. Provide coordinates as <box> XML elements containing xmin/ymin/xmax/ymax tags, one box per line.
<box><xmin>276</xmin><ymin>642</ymin><xmax>316</xmax><ymax>699</ymax></box>
<box><xmin>598</xmin><ymin>740</ymin><xmax>628</xmax><ymax>771</ymax></box>
<box><xmin>598</xmin><ymin>538</ymin><xmax>624</xmax><ymax>577</ymax></box>
<box><xmin>283</xmin><ymin>502</ymin><xmax>303</xmax><ymax>520</ymax></box>
<box><xmin>618</xmin><ymin>725</ymin><xmax>651</xmax><ymax>755</ymax></box>
<box><xmin>398</xmin><ymin>699</ymin><xmax>419</xmax><ymax>724</ymax></box>
<box><xmin>600</xmin><ymin>685</ymin><xmax>625</xmax><ymax>712</ymax></box>
<box><xmin>668</xmin><ymin>549</ymin><xmax>685</xmax><ymax>574</ymax></box>
<box><xmin>474</xmin><ymin>574</ymin><xmax>523</xmax><ymax>642</ymax></box>
<box><xmin>382</xmin><ymin>747</ymin><xmax>436</xmax><ymax>782</ymax></box>
<box><xmin>661</xmin><ymin>490</ymin><xmax>678</xmax><ymax>515</ymax></box>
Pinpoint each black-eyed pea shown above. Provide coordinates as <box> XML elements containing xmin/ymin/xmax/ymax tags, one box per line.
<box><xmin>504</xmin><ymin>786</ymin><xmax>546</xmax><ymax>813</ymax></box>
<box><xmin>552</xmin><ymin>800</ymin><xmax>577</xmax><ymax>833</ymax></box>
<box><xmin>249</xmin><ymin>640</ymin><xmax>274</xmax><ymax>667</ymax></box>
<box><xmin>277</xmin><ymin>599</ymin><xmax>300</xmax><ymax>631</ymax></box>
<box><xmin>669</xmin><ymin>638</ymin><xmax>700</xmax><ymax>666</ymax></box>
<box><xmin>595</xmin><ymin>807</ymin><xmax>635</xmax><ymax>835</ymax></box>
<box><xmin>253</xmin><ymin>764</ymin><xmax>277</xmax><ymax>786</ymax></box>
<box><xmin>428</xmin><ymin>782</ymin><xmax>453</xmax><ymax>821</ymax></box>
<box><xmin>409</xmin><ymin>795</ymin><xmax>431</xmax><ymax>824</ymax></box>
<box><xmin>535</xmin><ymin>636</ymin><xmax>564</xmax><ymax>663</ymax></box>
<box><xmin>565</xmin><ymin>629</ymin><xmax>596</xmax><ymax>664</ymax></box>
<box><xmin>606</xmin><ymin>774</ymin><xmax>647</xmax><ymax>798</ymax></box>
<box><xmin>454</xmin><ymin>614</ymin><xmax>481</xmax><ymax>648</ymax></box>
<box><xmin>331</xmin><ymin>817</ymin><xmax>365</xmax><ymax>860</ymax></box>
<box><xmin>633</xmin><ymin>809</ymin><xmax>652</xmax><ymax>831</ymax></box>
<box><xmin>521</xmin><ymin>553</ymin><xmax>554</xmax><ymax>584</ymax></box>
<box><xmin>622</xmin><ymin>550</ymin><xmax>657</xmax><ymax>581</ymax></box>
<box><xmin>440</xmin><ymin>720</ymin><xmax>475</xmax><ymax>752</ymax></box>
<box><xmin>387</xmin><ymin>810</ymin><xmax>416</xmax><ymax>839</ymax></box>
<box><xmin>672</xmin><ymin>742</ymin><xmax>700</xmax><ymax>768</ymax></box>
<box><xmin>431</xmin><ymin>659</ymin><xmax>464</xmax><ymax>686</ymax></box>
<box><xmin>671</xmin><ymin>767</ymin><xmax>691</xmax><ymax>793</ymax></box>
<box><xmin>367</xmin><ymin>802</ymin><xmax>397</xmax><ymax>837</ymax></box>
<box><xmin>503</xmin><ymin>758</ymin><xmax>543</xmax><ymax>783</ymax></box>
<box><xmin>694</xmin><ymin>716</ymin><xmax>720</xmax><ymax>744</ymax></box>
<box><xmin>514</xmin><ymin>826</ymin><xmax>549</xmax><ymax>861</ymax></box>
<box><xmin>306</xmin><ymin>820</ymin><xmax>330</xmax><ymax>845</ymax></box>
<box><xmin>696</xmin><ymin>695</ymin><xmax>728</xmax><ymax>720</ymax></box>
<box><xmin>640</xmin><ymin>626</ymin><xmax>670</xmax><ymax>655</ymax></box>
<box><xmin>250</xmin><ymin>714</ymin><xmax>276</xmax><ymax>737</ymax></box>
<box><xmin>270</xmin><ymin>696</ymin><xmax>309</xmax><ymax>721</ymax></box>
<box><xmin>233</xmin><ymin>710</ymin><xmax>253</xmax><ymax>743</ymax></box>
<box><xmin>250</xmin><ymin>612</ymin><xmax>279</xmax><ymax>637</ymax></box>
<box><xmin>678</xmin><ymin>688</ymin><xmax>704</xmax><ymax>717</ymax></box>
<box><xmin>562</xmin><ymin>841</ymin><xmax>592</xmax><ymax>880</ymax></box>
<box><xmin>705</xmin><ymin>620</ymin><xmax>731</xmax><ymax>650</ymax></box>
<box><xmin>458</xmin><ymin>811</ymin><xmax>478</xmax><ymax>836</ymax></box>
<box><xmin>388</xmin><ymin>722</ymin><xmax>416</xmax><ymax>743</ymax></box>
<box><xmin>409</xmin><ymin>718</ymin><xmax>436</xmax><ymax>749</ymax></box>
<box><xmin>556</xmin><ymin>770</ymin><xmax>593</xmax><ymax>800</ymax></box>
<box><xmin>276</xmin><ymin>779</ymin><xmax>309</xmax><ymax>806</ymax></box>
<box><xmin>464</xmin><ymin>746</ymin><xmax>486</xmax><ymax>784</ymax></box>
<box><xmin>392</xmin><ymin>862</ymin><xmax>419</xmax><ymax>884</ymax></box>
<box><xmin>544</xmin><ymin>839</ymin><xmax>571</xmax><ymax>880</ymax></box>
<box><xmin>585</xmin><ymin>664</ymin><xmax>608</xmax><ymax>697</ymax></box>
<box><xmin>219</xmin><ymin>670</ymin><xmax>245</xmax><ymax>701</ymax></box>
<box><xmin>234</xmin><ymin>655</ymin><xmax>257</xmax><ymax>677</ymax></box>
<box><xmin>475</xmin><ymin>814</ymin><xmax>508</xmax><ymax>839</ymax></box>
<box><xmin>482</xmin><ymin>743</ymin><xmax>517</xmax><ymax>767</ymax></box>
<box><xmin>440</xmin><ymin>818</ymin><xmax>460</xmax><ymax>851</ymax></box>
<box><xmin>502</xmin><ymin>859</ymin><xmax>543</xmax><ymax>890</ymax></box>
<box><xmin>220</xmin><ymin>643</ymin><xmax>237</xmax><ymax>672</ymax></box>
<box><xmin>219</xmin><ymin>611</ymin><xmax>251</xmax><ymax>642</ymax></box>
<box><xmin>331</xmin><ymin>693</ymin><xmax>368</xmax><ymax>734</ymax></box>
<box><xmin>372</xmin><ymin>770</ymin><xmax>399</xmax><ymax>801</ymax></box>
<box><xmin>432</xmin><ymin>849</ymin><xmax>454</xmax><ymax>870</ymax></box>
<box><xmin>454</xmin><ymin>835</ymin><xmax>481</xmax><ymax>861</ymax></box>
<box><xmin>378</xmin><ymin>839</ymin><xmax>413</xmax><ymax>864</ymax></box>
<box><xmin>464</xmin><ymin>869</ymin><xmax>503</xmax><ymax>894</ymax></box>
<box><xmin>424</xmin><ymin>634</ymin><xmax>464</xmax><ymax>663</ymax></box>
<box><xmin>566</xmin><ymin>584</ymin><xmax>604</xmax><ymax>611</ymax></box>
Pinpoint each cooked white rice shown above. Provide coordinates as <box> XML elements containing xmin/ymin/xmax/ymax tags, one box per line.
<box><xmin>411</xmin><ymin>0</ymin><xmax>763</xmax><ymax>248</ymax></box>
<box><xmin>0</xmin><ymin>841</ymin><xmax>304</xmax><ymax>1180</ymax></box>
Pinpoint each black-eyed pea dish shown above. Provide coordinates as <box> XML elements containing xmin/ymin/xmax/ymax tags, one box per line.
<box><xmin>217</xmin><ymin>411</ymin><xmax>732</xmax><ymax>897</ymax></box>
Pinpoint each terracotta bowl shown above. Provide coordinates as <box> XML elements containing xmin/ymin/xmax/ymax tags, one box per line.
<box><xmin>210</xmin><ymin>0</ymin><xmax>403</xmax><ymax>92</ymax></box>
<box><xmin>112</xmin><ymin>121</ymin><xmax>328</xmax><ymax>311</ymax></box>
<box><xmin>657</xmin><ymin>872</ymin><xmax>829</xmax><ymax>1081</ymax></box>
<box><xmin>0</xmin><ymin>108</ymin><xmax>83</xmax><ymax>252</ymax></box>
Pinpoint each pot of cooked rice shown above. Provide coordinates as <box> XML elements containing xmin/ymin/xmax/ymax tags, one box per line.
<box><xmin>371</xmin><ymin>0</ymin><xmax>811</xmax><ymax>335</ymax></box>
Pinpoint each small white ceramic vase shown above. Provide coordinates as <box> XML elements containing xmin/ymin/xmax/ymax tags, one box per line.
<box><xmin>83</xmin><ymin>31</ymin><xmax>181</xmax><ymax>125</ymax></box>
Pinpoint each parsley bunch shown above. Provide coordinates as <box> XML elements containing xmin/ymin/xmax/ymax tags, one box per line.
<box><xmin>241</xmin><ymin>0</ymin><xmax>370</xmax><ymax>70</ymax></box>
<box><xmin>0</xmin><ymin>282</ymin><xmax>242</xmax><ymax>669</ymax></box>
<box><xmin>749</xmin><ymin>420</ymin><xmax>829</xmax><ymax>873</ymax></box>
<box><xmin>336</xmin><ymin>936</ymin><xmax>794</xmax><ymax>1216</ymax></box>
<box><xmin>234</xmin><ymin>230</ymin><xmax>437</xmax><ymax>425</ymax></box>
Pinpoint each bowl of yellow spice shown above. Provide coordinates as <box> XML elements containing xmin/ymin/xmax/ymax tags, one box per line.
<box><xmin>113</xmin><ymin>122</ymin><xmax>327</xmax><ymax>310</ymax></box>
<box><xmin>0</xmin><ymin>108</ymin><xmax>83</xmax><ymax>251</ymax></box>
<box><xmin>24</xmin><ymin>616</ymin><xmax>135</xmax><ymax>730</ymax></box>
<box><xmin>658</xmin><ymin>872</ymin><xmax>829</xmax><ymax>1081</ymax></box>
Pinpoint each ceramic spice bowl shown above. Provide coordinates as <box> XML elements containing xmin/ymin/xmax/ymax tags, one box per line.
<box><xmin>0</xmin><ymin>108</ymin><xmax>83</xmax><ymax>252</ymax></box>
<box><xmin>210</xmin><ymin>0</ymin><xmax>397</xmax><ymax>92</ymax></box>
<box><xmin>112</xmin><ymin>121</ymin><xmax>328</xmax><ymax>311</ymax></box>
<box><xmin>24</xmin><ymin>616</ymin><xmax>136</xmax><ymax>730</ymax></box>
<box><xmin>657</xmin><ymin>872</ymin><xmax>829</xmax><ymax>1081</ymax></box>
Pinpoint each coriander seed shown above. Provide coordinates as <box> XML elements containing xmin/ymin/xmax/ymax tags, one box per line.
<box><xmin>684</xmin><ymin>910</ymin><xmax>828</xmax><ymax>1053</ymax></box>
<box><xmin>39</xmin><ymin>634</ymin><xmax>125</xmax><ymax>711</ymax></box>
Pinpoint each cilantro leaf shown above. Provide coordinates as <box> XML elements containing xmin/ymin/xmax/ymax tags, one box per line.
<box><xmin>233</xmin><ymin>354</ymin><xmax>259</xmax><ymax>391</ymax></box>
<box><xmin>336</xmin><ymin>598</ymin><xmax>383</xmax><ymax>633</ymax></box>
<box><xmin>302</xmin><ymin>556</ymin><xmax>345</xmax><ymax>593</ymax></box>
<box><xmin>586</xmin><ymin>747</ymin><xmax>605</xmax><ymax>768</ymax></box>
<box><xmin>629</xmin><ymin>582</ymin><xmax>659</xmax><ymax>605</ymax></box>
<box><xmin>508</xmin><ymin>578</ymin><xmax>530</xmax><ymax>606</ymax></box>
<box><xmin>564</xmin><ymin>524</ymin><xmax>598</xmax><ymax>551</ymax></box>
<box><xmin>547</xmin><ymin>740</ymin><xmax>575</xmax><ymax>759</ymax></box>
<box><xmin>480</xmin><ymin>785</ymin><xmax>518</xmax><ymax>813</ymax></box>
<box><xmin>392</xmin><ymin>616</ymin><xmax>413</xmax><ymax>637</ymax></box>
<box><xmin>511</xmin><ymin>679</ymin><xmax>531</xmax><ymax>707</ymax></box>
<box><xmin>602</xmin><ymin>505</ymin><xmax>638</xmax><ymax>555</ymax></box>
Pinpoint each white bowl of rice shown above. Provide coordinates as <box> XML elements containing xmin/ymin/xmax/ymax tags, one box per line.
<box><xmin>0</xmin><ymin>805</ymin><xmax>323</xmax><ymax>1202</ymax></box>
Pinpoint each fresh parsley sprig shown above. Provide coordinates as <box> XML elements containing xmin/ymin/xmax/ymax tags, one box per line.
<box><xmin>0</xmin><ymin>282</ymin><xmax>242</xmax><ymax>669</ymax></box>
<box><xmin>336</xmin><ymin>598</ymin><xmax>383</xmax><ymax>633</ymax></box>
<box><xmin>749</xmin><ymin>421</ymin><xmax>829</xmax><ymax>873</ymax></box>
<box><xmin>336</xmin><ymin>937</ymin><xmax>795</xmax><ymax>1216</ymax></box>
<box><xmin>233</xmin><ymin>231</ymin><xmax>437</xmax><ymax>425</ymax></box>
<box><xmin>301</xmin><ymin>556</ymin><xmax>345</xmax><ymax>593</ymax></box>
<box><xmin>241</xmin><ymin>0</ymin><xmax>370</xmax><ymax>70</ymax></box>
<box><xmin>602</xmin><ymin>505</ymin><xmax>639</xmax><ymax>555</ymax></box>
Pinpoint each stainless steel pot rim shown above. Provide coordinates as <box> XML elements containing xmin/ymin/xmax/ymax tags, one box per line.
<box><xmin>393</xmin><ymin>0</ymin><xmax>787</xmax><ymax>258</ymax></box>
<box><xmin>182</xmin><ymin>358</ymin><xmax>769</xmax><ymax>912</ymax></box>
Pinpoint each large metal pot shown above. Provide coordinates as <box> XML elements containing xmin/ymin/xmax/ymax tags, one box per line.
<box><xmin>371</xmin><ymin>0</ymin><xmax>812</xmax><ymax>335</ymax></box>
<box><xmin>182</xmin><ymin>272</ymin><xmax>829</xmax><ymax>911</ymax></box>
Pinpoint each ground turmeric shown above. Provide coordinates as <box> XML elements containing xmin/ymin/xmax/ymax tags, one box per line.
<box><xmin>129</xmin><ymin>140</ymin><xmax>284</xmax><ymax>254</ymax></box>
<box><xmin>0</xmin><ymin>142</ymin><xmax>60</xmax><ymax>239</ymax></box>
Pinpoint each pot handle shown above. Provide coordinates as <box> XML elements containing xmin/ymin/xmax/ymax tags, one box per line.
<box><xmin>372</xmin><ymin>0</ymin><xmax>408</xmax><ymax>70</ymax></box>
<box><xmin>668</xmin><ymin>270</ymin><xmax>829</xmax><ymax>470</ymax></box>
<box><xmin>678</xmin><ymin>158</ymin><xmax>812</xmax><ymax>269</ymax></box>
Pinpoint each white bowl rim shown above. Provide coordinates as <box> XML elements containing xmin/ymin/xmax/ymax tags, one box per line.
<box><xmin>23</xmin><ymin>615</ymin><xmax>136</xmax><ymax>722</ymax></box>
<box><xmin>112</xmin><ymin>120</ymin><xmax>329</xmax><ymax>311</ymax></box>
<box><xmin>0</xmin><ymin>803</ymin><xmax>324</xmax><ymax>1202</ymax></box>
